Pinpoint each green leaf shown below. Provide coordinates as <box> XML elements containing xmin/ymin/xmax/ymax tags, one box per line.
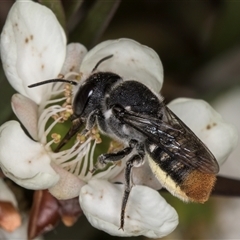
<box><xmin>70</xmin><ymin>0</ymin><xmax>121</xmax><ymax>49</ymax></box>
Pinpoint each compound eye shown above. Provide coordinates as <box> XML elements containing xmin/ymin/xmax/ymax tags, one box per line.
<box><xmin>73</xmin><ymin>81</ymin><xmax>95</xmax><ymax>117</ymax></box>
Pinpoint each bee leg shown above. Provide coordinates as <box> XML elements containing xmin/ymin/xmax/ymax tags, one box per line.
<box><xmin>120</xmin><ymin>151</ymin><xmax>145</xmax><ymax>230</ymax></box>
<box><xmin>85</xmin><ymin>109</ymin><xmax>101</xmax><ymax>131</ymax></box>
<box><xmin>54</xmin><ymin>118</ymin><xmax>82</xmax><ymax>152</ymax></box>
<box><xmin>97</xmin><ymin>139</ymin><xmax>138</xmax><ymax>166</ymax></box>
<box><xmin>55</xmin><ymin>110</ymin><xmax>102</xmax><ymax>153</ymax></box>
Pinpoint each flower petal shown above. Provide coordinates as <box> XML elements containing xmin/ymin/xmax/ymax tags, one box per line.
<box><xmin>112</xmin><ymin>160</ymin><xmax>162</xmax><ymax>190</ymax></box>
<box><xmin>212</xmin><ymin>88</ymin><xmax>240</xmax><ymax>178</ymax></box>
<box><xmin>0</xmin><ymin>121</ymin><xmax>59</xmax><ymax>189</ymax></box>
<box><xmin>11</xmin><ymin>93</ymin><xmax>38</xmax><ymax>140</ymax></box>
<box><xmin>0</xmin><ymin>0</ymin><xmax>66</xmax><ymax>104</ymax></box>
<box><xmin>80</xmin><ymin>39</ymin><xmax>163</xmax><ymax>91</ymax></box>
<box><xmin>48</xmin><ymin>163</ymin><xmax>86</xmax><ymax>200</ymax></box>
<box><xmin>60</xmin><ymin>43</ymin><xmax>87</xmax><ymax>77</ymax></box>
<box><xmin>80</xmin><ymin>179</ymin><xmax>178</xmax><ymax>238</ymax></box>
<box><xmin>168</xmin><ymin>98</ymin><xmax>238</xmax><ymax>165</ymax></box>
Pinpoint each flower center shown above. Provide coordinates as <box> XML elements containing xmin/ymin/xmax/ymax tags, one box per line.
<box><xmin>37</xmin><ymin>71</ymin><xmax>124</xmax><ymax>182</ymax></box>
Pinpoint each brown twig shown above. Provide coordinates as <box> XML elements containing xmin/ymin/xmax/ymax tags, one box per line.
<box><xmin>212</xmin><ymin>175</ymin><xmax>240</xmax><ymax>197</ymax></box>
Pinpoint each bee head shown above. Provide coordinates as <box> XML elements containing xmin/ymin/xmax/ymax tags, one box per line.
<box><xmin>73</xmin><ymin>72</ymin><xmax>122</xmax><ymax>119</ymax></box>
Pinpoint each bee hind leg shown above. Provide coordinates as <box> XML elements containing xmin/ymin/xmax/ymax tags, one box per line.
<box><xmin>120</xmin><ymin>150</ymin><xmax>145</xmax><ymax>230</ymax></box>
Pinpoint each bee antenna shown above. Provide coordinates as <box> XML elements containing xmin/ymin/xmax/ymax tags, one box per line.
<box><xmin>91</xmin><ymin>54</ymin><xmax>114</xmax><ymax>73</ymax></box>
<box><xmin>28</xmin><ymin>79</ymin><xmax>78</xmax><ymax>88</ymax></box>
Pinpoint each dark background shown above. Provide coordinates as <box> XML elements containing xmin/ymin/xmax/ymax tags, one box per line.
<box><xmin>0</xmin><ymin>1</ymin><xmax>240</xmax><ymax>239</ymax></box>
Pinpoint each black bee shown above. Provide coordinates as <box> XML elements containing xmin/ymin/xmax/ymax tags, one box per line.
<box><xmin>29</xmin><ymin>54</ymin><xmax>219</xmax><ymax>230</ymax></box>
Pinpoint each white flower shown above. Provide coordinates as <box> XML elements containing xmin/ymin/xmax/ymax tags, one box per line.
<box><xmin>80</xmin><ymin>179</ymin><xmax>178</xmax><ymax>238</ymax></box>
<box><xmin>168</xmin><ymin>98</ymin><xmax>238</xmax><ymax>165</ymax></box>
<box><xmin>0</xmin><ymin>0</ymin><xmax>238</xmax><ymax>238</ymax></box>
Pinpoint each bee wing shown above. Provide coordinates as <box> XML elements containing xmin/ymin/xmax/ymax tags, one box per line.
<box><xmin>114</xmin><ymin>105</ymin><xmax>219</xmax><ymax>174</ymax></box>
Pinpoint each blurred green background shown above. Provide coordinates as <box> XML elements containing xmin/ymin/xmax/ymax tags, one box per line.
<box><xmin>0</xmin><ymin>0</ymin><xmax>240</xmax><ymax>239</ymax></box>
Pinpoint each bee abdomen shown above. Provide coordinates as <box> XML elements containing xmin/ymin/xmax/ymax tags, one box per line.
<box><xmin>180</xmin><ymin>170</ymin><xmax>216</xmax><ymax>203</ymax></box>
<box><xmin>146</xmin><ymin>144</ymin><xmax>216</xmax><ymax>203</ymax></box>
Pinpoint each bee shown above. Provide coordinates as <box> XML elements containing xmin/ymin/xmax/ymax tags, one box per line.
<box><xmin>29</xmin><ymin>54</ymin><xmax>219</xmax><ymax>230</ymax></box>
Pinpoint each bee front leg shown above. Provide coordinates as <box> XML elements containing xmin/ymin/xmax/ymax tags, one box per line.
<box><xmin>54</xmin><ymin>118</ymin><xmax>82</xmax><ymax>152</ymax></box>
<box><xmin>85</xmin><ymin>109</ymin><xmax>101</xmax><ymax>132</ymax></box>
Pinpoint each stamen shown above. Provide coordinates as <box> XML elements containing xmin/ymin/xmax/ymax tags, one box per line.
<box><xmin>51</xmin><ymin>133</ymin><xmax>61</xmax><ymax>144</ymax></box>
<box><xmin>45</xmin><ymin>139</ymin><xmax>56</xmax><ymax>148</ymax></box>
<box><xmin>54</xmin><ymin>137</ymin><xmax>92</xmax><ymax>165</ymax></box>
<box><xmin>38</xmin><ymin>91</ymin><xmax>66</xmax><ymax>112</ymax></box>
<box><xmin>41</xmin><ymin>96</ymin><xmax>67</xmax><ymax>109</ymax></box>
<box><xmin>38</xmin><ymin>106</ymin><xmax>65</xmax><ymax>143</ymax></box>
<box><xmin>81</xmin><ymin>141</ymin><xmax>91</xmax><ymax>178</ymax></box>
<box><xmin>57</xmin><ymin>73</ymin><xmax>64</xmax><ymax>78</ymax></box>
<box><xmin>36</xmin><ymin>69</ymin><xmax>125</xmax><ymax>181</ymax></box>
<box><xmin>64</xmin><ymin>72</ymin><xmax>81</xmax><ymax>80</ymax></box>
<box><xmin>74</xmin><ymin>142</ymin><xmax>90</xmax><ymax>174</ymax></box>
<box><xmin>77</xmin><ymin>134</ymin><xmax>86</xmax><ymax>143</ymax></box>
<box><xmin>44</xmin><ymin>116</ymin><xmax>63</xmax><ymax>137</ymax></box>
<box><xmin>52</xmin><ymin>82</ymin><xmax>65</xmax><ymax>92</ymax></box>
<box><xmin>85</xmin><ymin>140</ymin><xmax>98</xmax><ymax>177</ymax></box>
<box><xmin>54</xmin><ymin>138</ymin><xmax>95</xmax><ymax>180</ymax></box>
